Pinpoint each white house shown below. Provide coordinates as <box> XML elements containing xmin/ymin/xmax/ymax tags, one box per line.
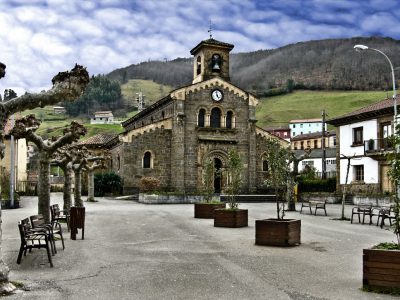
<box><xmin>289</xmin><ymin>118</ymin><xmax>327</xmax><ymax>138</ymax></box>
<box><xmin>327</xmin><ymin>97</ymin><xmax>397</xmax><ymax>194</ymax></box>
<box><xmin>90</xmin><ymin>111</ymin><xmax>114</xmax><ymax>124</ymax></box>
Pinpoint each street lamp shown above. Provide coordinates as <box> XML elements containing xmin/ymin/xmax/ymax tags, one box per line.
<box><xmin>354</xmin><ymin>44</ymin><xmax>397</xmax><ymax>126</ymax></box>
<box><xmin>354</xmin><ymin>44</ymin><xmax>398</xmax><ymax>198</ymax></box>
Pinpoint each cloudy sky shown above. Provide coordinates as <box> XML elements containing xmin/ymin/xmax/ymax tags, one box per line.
<box><xmin>1</xmin><ymin>0</ymin><xmax>400</xmax><ymax>95</ymax></box>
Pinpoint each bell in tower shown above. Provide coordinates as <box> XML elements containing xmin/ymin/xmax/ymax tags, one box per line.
<box><xmin>211</xmin><ymin>54</ymin><xmax>221</xmax><ymax>72</ymax></box>
<box><xmin>190</xmin><ymin>38</ymin><xmax>234</xmax><ymax>84</ymax></box>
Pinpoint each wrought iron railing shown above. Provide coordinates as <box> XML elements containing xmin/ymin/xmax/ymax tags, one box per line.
<box><xmin>364</xmin><ymin>138</ymin><xmax>393</xmax><ymax>153</ymax></box>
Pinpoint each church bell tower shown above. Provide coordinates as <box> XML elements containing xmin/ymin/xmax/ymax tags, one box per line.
<box><xmin>190</xmin><ymin>38</ymin><xmax>234</xmax><ymax>84</ymax></box>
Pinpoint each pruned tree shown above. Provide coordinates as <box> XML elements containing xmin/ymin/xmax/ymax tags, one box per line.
<box><xmin>72</xmin><ymin>147</ymin><xmax>89</xmax><ymax>207</ymax></box>
<box><xmin>52</xmin><ymin>145</ymin><xmax>75</xmax><ymax>211</ymax></box>
<box><xmin>11</xmin><ymin>115</ymin><xmax>87</xmax><ymax>222</ymax></box>
<box><xmin>0</xmin><ymin>62</ymin><xmax>88</xmax><ymax>284</ymax></box>
<box><xmin>85</xmin><ymin>154</ymin><xmax>107</xmax><ymax>202</ymax></box>
<box><xmin>225</xmin><ymin>149</ymin><xmax>243</xmax><ymax>210</ymax></box>
<box><xmin>264</xmin><ymin>138</ymin><xmax>292</xmax><ymax>220</ymax></box>
<box><xmin>287</xmin><ymin>147</ymin><xmax>312</xmax><ymax>211</ymax></box>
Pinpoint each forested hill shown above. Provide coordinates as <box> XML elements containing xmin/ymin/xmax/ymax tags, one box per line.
<box><xmin>107</xmin><ymin>36</ymin><xmax>400</xmax><ymax>94</ymax></box>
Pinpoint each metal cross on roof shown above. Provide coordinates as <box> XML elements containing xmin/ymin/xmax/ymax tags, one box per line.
<box><xmin>208</xmin><ymin>20</ymin><xmax>213</xmax><ymax>39</ymax></box>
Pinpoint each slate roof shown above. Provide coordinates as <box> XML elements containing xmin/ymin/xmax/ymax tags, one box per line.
<box><xmin>327</xmin><ymin>96</ymin><xmax>400</xmax><ymax>126</ymax></box>
<box><xmin>190</xmin><ymin>38</ymin><xmax>234</xmax><ymax>55</ymax></box>
<box><xmin>291</xmin><ymin>130</ymin><xmax>336</xmax><ymax>141</ymax></box>
<box><xmin>292</xmin><ymin>148</ymin><xmax>336</xmax><ymax>159</ymax></box>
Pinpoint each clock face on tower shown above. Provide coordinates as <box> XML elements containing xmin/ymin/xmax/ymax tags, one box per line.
<box><xmin>211</xmin><ymin>89</ymin><xmax>223</xmax><ymax>101</ymax></box>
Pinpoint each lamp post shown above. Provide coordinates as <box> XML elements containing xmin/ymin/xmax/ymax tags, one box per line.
<box><xmin>354</xmin><ymin>45</ymin><xmax>397</xmax><ymax>126</ymax></box>
<box><xmin>354</xmin><ymin>44</ymin><xmax>398</xmax><ymax>198</ymax></box>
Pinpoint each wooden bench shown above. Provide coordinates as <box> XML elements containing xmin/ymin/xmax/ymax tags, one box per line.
<box><xmin>376</xmin><ymin>206</ymin><xmax>397</xmax><ymax>228</ymax></box>
<box><xmin>351</xmin><ymin>204</ymin><xmax>373</xmax><ymax>224</ymax></box>
<box><xmin>30</xmin><ymin>214</ymin><xmax>65</xmax><ymax>253</ymax></box>
<box><xmin>17</xmin><ymin>218</ymin><xmax>53</xmax><ymax>267</ymax></box>
<box><xmin>50</xmin><ymin>204</ymin><xmax>70</xmax><ymax>231</ymax></box>
<box><xmin>300</xmin><ymin>200</ymin><xmax>327</xmax><ymax>216</ymax></box>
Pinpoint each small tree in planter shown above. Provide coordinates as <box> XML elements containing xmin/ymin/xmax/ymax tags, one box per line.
<box><xmin>362</xmin><ymin>128</ymin><xmax>400</xmax><ymax>293</ymax></box>
<box><xmin>214</xmin><ymin>150</ymin><xmax>247</xmax><ymax>228</ymax></box>
<box><xmin>255</xmin><ymin>138</ymin><xmax>301</xmax><ymax>246</ymax></box>
<box><xmin>194</xmin><ymin>158</ymin><xmax>226</xmax><ymax>218</ymax></box>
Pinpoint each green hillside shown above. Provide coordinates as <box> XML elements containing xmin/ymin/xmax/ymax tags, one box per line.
<box><xmin>256</xmin><ymin>90</ymin><xmax>390</xmax><ymax>129</ymax></box>
<box><xmin>121</xmin><ymin>79</ymin><xmax>173</xmax><ymax>107</ymax></box>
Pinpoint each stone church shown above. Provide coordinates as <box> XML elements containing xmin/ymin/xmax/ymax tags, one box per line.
<box><xmin>110</xmin><ymin>38</ymin><xmax>285</xmax><ymax>194</ymax></box>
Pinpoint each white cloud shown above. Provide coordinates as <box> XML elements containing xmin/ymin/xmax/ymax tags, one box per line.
<box><xmin>0</xmin><ymin>0</ymin><xmax>399</xmax><ymax>94</ymax></box>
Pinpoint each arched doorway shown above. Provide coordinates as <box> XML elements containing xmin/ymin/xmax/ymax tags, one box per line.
<box><xmin>214</xmin><ymin>158</ymin><xmax>223</xmax><ymax>193</ymax></box>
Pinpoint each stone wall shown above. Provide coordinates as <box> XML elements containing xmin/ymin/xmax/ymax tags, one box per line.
<box><xmin>121</xmin><ymin>128</ymin><xmax>172</xmax><ymax>192</ymax></box>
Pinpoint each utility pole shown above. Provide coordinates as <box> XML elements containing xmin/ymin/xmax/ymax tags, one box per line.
<box><xmin>321</xmin><ymin>110</ymin><xmax>327</xmax><ymax>180</ymax></box>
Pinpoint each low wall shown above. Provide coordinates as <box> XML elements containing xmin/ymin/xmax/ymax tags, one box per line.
<box><xmin>139</xmin><ymin>194</ymin><xmax>206</xmax><ymax>204</ymax></box>
<box><xmin>299</xmin><ymin>193</ymin><xmax>341</xmax><ymax>204</ymax></box>
<box><xmin>351</xmin><ymin>195</ymin><xmax>393</xmax><ymax>206</ymax></box>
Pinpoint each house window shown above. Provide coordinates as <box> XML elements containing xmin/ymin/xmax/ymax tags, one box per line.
<box><xmin>354</xmin><ymin>165</ymin><xmax>364</xmax><ymax>181</ymax></box>
<box><xmin>302</xmin><ymin>161</ymin><xmax>314</xmax><ymax>166</ymax></box>
<box><xmin>226</xmin><ymin>111</ymin><xmax>233</xmax><ymax>129</ymax></box>
<box><xmin>210</xmin><ymin>107</ymin><xmax>221</xmax><ymax>128</ymax></box>
<box><xmin>300</xmin><ymin>124</ymin><xmax>303</xmax><ymax>128</ymax></box>
<box><xmin>353</xmin><ymin>127</ymin><xmax>363</xmax><ymax>145</ymax></box>
<box><xmin>300</xmin><ymin>141</ymin><xmax>304</xmax><ymax>149</ymax></box>
<box><xmin>198</xmin><ymin>109</ymin><xmax>205</xmax><ymax>127</ymax></box>
<box><xmin>143</xmin><ymin>151</ymin><xmax>152</xmax><ymax>169</ymax></box>
<box><xmin>293</xmin><ymin>124</ymin><xmax>296</xmax><ymax>128</ymax></box>
<box><xmin>314</xmin><ymin>140</ymin><xmax>318</xmax><ymax>148</ymax></box>
<box><xmin>333</xmin><ymin>137</ymin><xmax>337</xmax><ymax>146</ymax></box>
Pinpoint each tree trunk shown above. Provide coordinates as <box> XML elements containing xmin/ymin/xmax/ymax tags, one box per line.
<box><xmin>87</xmin><ymin>170</ymin><xmax>95</xmax><ymax>202</ymax></box>
<box><xmin>0</xmin><ymin>208</ymin><xmax>9</xmax><ymax>281</ymax></box>
<box><xmin>38</xmin><ymin>157</ymin><xmax>51</xmax><ymax>223</ymax></box>
<box><xmin>63</xmin><ymin>166</ymin><xmax>72</xmax><ymax>211</ymax></box>
<box><xmin>74</xmin><ymin>169</ymin><xmax>83</xmax><ymax>207</ymax></box>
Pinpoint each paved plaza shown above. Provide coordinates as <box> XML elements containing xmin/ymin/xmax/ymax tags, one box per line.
<box><xmin>1</xmin><ymin>193</ymin><xmax>398</xmax><ymax>299</ymax></box>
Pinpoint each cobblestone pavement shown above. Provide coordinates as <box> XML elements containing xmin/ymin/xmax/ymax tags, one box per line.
<box><xmin>1</xmin><ymin>193</ymin><xmax>398</xmax><ymax>300</ymax></box>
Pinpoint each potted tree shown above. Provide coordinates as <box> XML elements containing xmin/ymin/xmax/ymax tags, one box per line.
<box><xmin>255</xmin><ymin>138</ymin><xmax>301</xmax><ymax>246</ymax></box>
<box><xmin>194</xmin><ymin>158</ymin><xmax>226</xmax><ymax>218</ymax></box>
<box><xmin>214</xmin><ymin>150</ymin><xmax>248</xmax><ymax>228</ymax></box>
<box><xmin>362</xmin><ymin>130</ymin><xmax>400</xmax><ymax>293</ymax></box>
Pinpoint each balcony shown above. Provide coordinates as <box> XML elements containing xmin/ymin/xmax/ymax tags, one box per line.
<box><xmin>364</xmin><ymin>138</ymin><xmax>393</xmax><ymax>157</ymax></box>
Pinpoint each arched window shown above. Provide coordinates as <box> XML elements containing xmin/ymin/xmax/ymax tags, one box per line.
<box><xmin>196</xmin><ymin>56</ymin><xmax>201</xmax><ymax>75</ymax></box>
<box><xmin>226</xmin><ymin>111</ymin><xmax>233</xmax><ymax>129</ymax></box>
<box><xmin>117</xmin><ymin>154</ymin><xmax>121</xmax><ymax>170</ymax></box>
<box><xmin>262</xmin><ymin>159</ymin><xmax>269</xmax><ymax>172</ymax></box>
<box><xmin>210</xmin><ymin>107</ymin><xmax>221</xmax><ymax>128</ymax></box>
<box><xmin>143</xmin><ymin>151</ymin><xmax>152</xmax><ymax>169</ymax></box>
<box><xmin>198</xmin><ymin>109</ymin><xmax>205</xmax><ymax>127</ymax></box>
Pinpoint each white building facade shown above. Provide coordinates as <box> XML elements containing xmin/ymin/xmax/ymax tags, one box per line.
<box><xmin>289</xmin><ymin>118</ymin><xmax>327</xmax><ymax>138</ymax></box>
<box><xmin>327</xmin><ymin>98</ymin><xmax>397</xmax><ymax>194</ymax></box>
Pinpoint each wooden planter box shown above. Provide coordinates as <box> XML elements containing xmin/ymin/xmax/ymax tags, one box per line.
<box><xmin>194</xmin><ymin>203</ymin><xmax>226</xmax><ymax>219</ymax></box>
<box><xmin>363</xmin><ymin>248</ymin><xmax>400</xmax><ymax>292</ymax></box>
<box><xmin>255</xmin><ymin>219</ymin><xmax>301</xmax><ymax>246</ymax></box>
<box><xmin>214</xmin><ymin>209</ymin><xmax>248</xmax><ymax>228</ymax></box>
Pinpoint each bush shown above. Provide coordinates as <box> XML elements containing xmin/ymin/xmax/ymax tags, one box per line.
<box><xmin>94</xmin><ymin>172</ymin><xmax>123</xmax><ymax>196</ymax></box>
<box><xmin>298</xmin><ymin>177</ymin><xmax>336</xmax><ymax>193</ymax></box>
<box><xmin>139</xmin><ymin>177</ymin><xmax>160</xmax><ymax>193</ymax></box>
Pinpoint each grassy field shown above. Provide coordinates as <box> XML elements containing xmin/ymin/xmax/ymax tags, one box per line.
<box><xmin>256</xmin><ymin>90</ymin><xmax>390</xmax><ymax>129</ymax></box>
<box><xmin>121</xmin><ymin>79</ymin><xmax>173</xmax><ymax>107</ymax></box>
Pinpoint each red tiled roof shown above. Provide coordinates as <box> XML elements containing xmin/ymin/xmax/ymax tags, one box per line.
<box><xmin>327</xmin><ymin>96</ymin><xmax>399</xmax><ymax>126</ymax></box>
<box><xmin>291</xmin><ymin>130</ymin><xmax>336</xmax><ymax>141</ymax></box>
<box><xmin>78</xmin><ymin>133</ymin><xmax>117</xmax><ymax>146</ymax></box>
<box><xmin>3</xmin><ymin>113</ymin><xmax>22</xmax><ymax>135</ymax></box>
